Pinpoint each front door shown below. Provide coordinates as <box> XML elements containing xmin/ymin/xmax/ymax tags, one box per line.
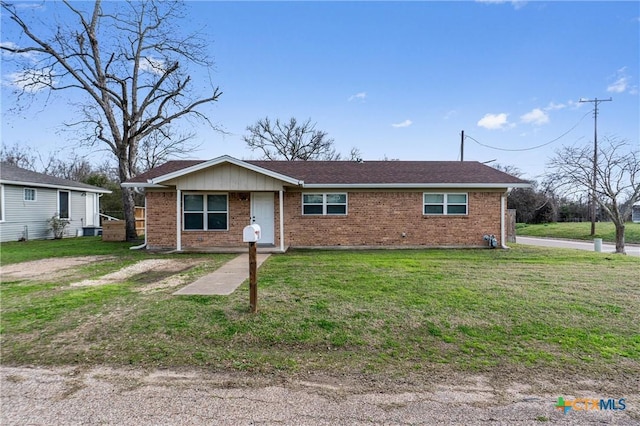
<box><xmin>85</xmin><ymin>193</ymin><xmax>96</xmax><ymax>226</ymax></box>
<box><xmin>251</xmin><ymin>192</ymin><xmax>275</xmax><ymax>245</ymax></box>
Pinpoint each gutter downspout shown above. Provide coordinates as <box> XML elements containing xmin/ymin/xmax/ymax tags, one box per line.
<box><xmin>279</xmin><ymin>190</ymin><xmax>285</xmax><ymax>252</ymax></box>
<box><xmin>176</xmin><ymin>188</ymin><xmax>182</xmax><ymax>251</ymax></box>
<box><xmin>501</xmin><ymin>191</ymin><xmax>509</xmax><ymax>249</ymax></box>
<box><xmin>130</xmin><ymin>187</ymin><xmax>147</xmax><ymax>250</ymax></box>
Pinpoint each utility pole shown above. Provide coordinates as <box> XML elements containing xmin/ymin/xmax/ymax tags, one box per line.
<box><xmin>579</xmin><ymin>97</ymin><xmax>612</xmax><ymax>236</ymax></box>
<box><xmin>460</xmin><ymin>130</ymin><xmax>464</xmax><ymax>161</ymax></box>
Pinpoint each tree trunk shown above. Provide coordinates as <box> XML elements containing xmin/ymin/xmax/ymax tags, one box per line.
<box><xmin>117</xmin><ymin>151</ymin><xmax>139</xmax><ymax>242</ymax></box>
<box><xmin>614</xmin><ymin>222</ymin><xmax>626</xmax><ymax>254</ymax></box>
<box><xmin>121</xmin><ymin>187</ymin><xmax>138</xmax><ymax>241</ymax></box>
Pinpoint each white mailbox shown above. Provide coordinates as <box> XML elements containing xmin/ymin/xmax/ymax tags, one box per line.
<box><xmin>243</xmin><ymin>224</ymin><xmax>262</xmax><ymax>243</ymax></box>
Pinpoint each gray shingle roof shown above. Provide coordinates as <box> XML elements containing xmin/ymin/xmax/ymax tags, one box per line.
<box><xmin>0</xmin><ymin>162</ymin><xmax>111</xmax><ymax>193</ymax></box>
<box><xmin>125</xmin><ymin>158</ymin><xmax>528</xmax><ymax>187</ymax></box>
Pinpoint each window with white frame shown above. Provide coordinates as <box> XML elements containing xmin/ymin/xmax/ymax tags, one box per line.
<box><xmin>423</xmin><ymin>193</ymin><xmax>468</xmax><ymax>215</ymax></box>
<box><xmin>24</xmin><ymin>188</ymin><xmax>36</xmax><ymax>201</ymax></box>
<box><xmin>58</xmin><ymin>190</ymin><xmax>70</xmax><ymax>219</ymax></box>
<box><xmin>183</xmin><ymin>193</ymin><xmax>228</xmax><ymax>230</ymax></box>
<box><xmin>0</xmin><ymin>185</ymin><xmax>4</xmax><ymax>222</ymax></box>
<box><xmin>302</xmin><ymin>193</ymin><xmax>347</xmax><ymax>215</ymax></box>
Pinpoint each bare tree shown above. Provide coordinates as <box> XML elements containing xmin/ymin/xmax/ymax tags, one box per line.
<box><xmin>244</xmin><ymin>117</ymin><xmax>338</xmax><ymax>161</ymax></box>
<box><xmin>547</xmin><ymin>137</ymin><xmax>640</xmax><ymax>254</ymax></box>
<box><xmin>138</xmin><ymin>126</ymin><xmax>198</xmax><ymax>171</ymax></box>
<box><xmin>0</xmin><ymin>143</ymin><xmax>39</xmax><ymax>170</ymax></box>
<box><xmin>1</xmin><ymin>0</ymin><xmax>222</xmax><ymax>240</ymax></box>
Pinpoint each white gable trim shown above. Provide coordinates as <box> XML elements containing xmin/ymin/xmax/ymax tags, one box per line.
<box><xmin>150</xmin><ymin>155</ymin><xmax>303</xmax><ymax>186</ymax></box>
<box><xmin>0</xmin><ymin>179</ymin><xmax>111</xmax><ymax>194</ymax></box>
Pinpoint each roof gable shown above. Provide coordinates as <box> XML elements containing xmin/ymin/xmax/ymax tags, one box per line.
<box><xmin>0</xmin><ymin>162</ymin><xmax>112</xmax><ymax>193</ymax></box>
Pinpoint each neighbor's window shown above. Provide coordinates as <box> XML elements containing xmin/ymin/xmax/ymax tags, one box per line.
<box><xmin>24</xmin><ymin>188</ymin><xmax>36</xmax><ymax>201</ymax></box>
<box><xmin>183</xmin><ymin>193</ymin><xmax>228</xmax><ymax>230</ymax></box>
<box><xmin>423</xmin><ymin>193</ymin><xmax>468</xmax><ymax>215</ymax></box>
<box><xmin>58</xmin><ymin>190</ymin><xmax>70</xmax><ymax>219</ymax></box>
<box><xmin>0</xmin><ymin>185</ymin><xmax>4</xmax><ymax>222</ymax></box>
<box><xmin>302</xmin><ymin>193</ymin><xmax>347</xmax><ymax>215</ymax></box>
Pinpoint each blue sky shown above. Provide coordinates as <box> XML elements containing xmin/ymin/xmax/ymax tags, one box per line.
<box><xmin>2</xmin><ymin>1</ymin><xmax>639</xmax><ymax>181</ymax></box>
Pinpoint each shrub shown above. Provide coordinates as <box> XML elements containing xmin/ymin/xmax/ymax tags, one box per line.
<box><xmin>47</xmin><ymin>214</ymin><xmax>69</xmax><ymax>239</ymax></box>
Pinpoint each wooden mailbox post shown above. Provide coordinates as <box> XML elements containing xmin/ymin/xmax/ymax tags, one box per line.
<box><xmin>243</xmin><ymin>224</ymin><xmax>261</xmax><ymax>313</ymax></box>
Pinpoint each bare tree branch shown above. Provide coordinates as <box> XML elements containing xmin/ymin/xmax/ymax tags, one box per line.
<box><xmin>243</xmin><ymin>117</ymin><xmax>339</xmax><ymax>161</ymax></box>
<box><xmin>547</xmin><ymin>137</ymin><xmax>640</xmax><ymax>254</ymax></box>
<box><xmin>1</xmin><ymin>0</ymin><xmax>222</xmax><ymax>240</ymax></box>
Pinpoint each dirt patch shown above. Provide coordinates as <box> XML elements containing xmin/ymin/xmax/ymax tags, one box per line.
<box><xmin>69</xmin><ymin>258</ymin><xmax>204</xmax><ymax>289</ymax></box>
<box><xmin>0</xmin><ymin>256</ymin><xmax>114</xmax><ymax>280</ymax></box>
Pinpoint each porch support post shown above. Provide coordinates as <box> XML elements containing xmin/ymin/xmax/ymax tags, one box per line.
<box><xmin>500</xmin><ymin>191</ymin><xmax>507</xmax><ymax>249</ymax></box>
<box><xmin>279</xmin><ymin>190</ymin><xmax>285</xmax><ymax>252</ymax></box>
<box><xmin>176</xmin><ymin>188</ymin><xmax>182</xmax><ymax>251</ymax></box>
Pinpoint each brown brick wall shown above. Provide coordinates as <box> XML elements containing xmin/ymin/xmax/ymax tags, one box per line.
<box><xmin>146</xmin><ymin>189</ymin><xmax>504</xmax><ymax>249</ymax></box>
<box><xmin>146</xmin><ymin>191</ymin><xmax>177</xmax><ymax>249</ymax></box>
<box><xmin>284</xmin><ymin>190</ymin><xmax>503</xmax><ymax>247</ymax></box>
<box><xmin>146</xmin><ymin>191</ymin><xmax>277</xmax><ymax>249</ymax></box>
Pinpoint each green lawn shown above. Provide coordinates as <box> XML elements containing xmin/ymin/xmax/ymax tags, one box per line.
<box><xmin>1</xmin><ymin>241</ymin><xmax>638</xmax><ymax>385</ymax></box>
<box><xmin>517</xmin><ymin>221</ymin><xmax>640</xmax><ymax>244</ymax></box>
<box><xmin>0</xmin><ymin>236</ymin><xmax>141</xmax><ymax>264</ymax></box>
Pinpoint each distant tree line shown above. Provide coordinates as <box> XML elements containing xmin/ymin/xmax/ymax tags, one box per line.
<box><xmin>1</xmin><ymin>143</ymin><xmax>128</xmax><ymax>220</ymax></box>
<box><xmin>495</xmin><ymin>152</ymin><xmax>637</xmax><ymax>226</ymax></box>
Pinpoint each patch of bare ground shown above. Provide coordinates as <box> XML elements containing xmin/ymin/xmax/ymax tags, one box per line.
<box><xmin>69</xmin><ymin>258</ymin><xmax>200</xmax><ymax>288</ymax></box>
<box><xmin>0</xmin><ymin>256</ymin><xmax>115</xmax><ymax>281</ymax></box>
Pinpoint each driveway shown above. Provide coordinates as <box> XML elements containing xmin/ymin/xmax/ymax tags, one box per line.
<box><xmin>516</xmin><ymin>236</ymin><xmax>640</xmax><ymax>257</ymax></box>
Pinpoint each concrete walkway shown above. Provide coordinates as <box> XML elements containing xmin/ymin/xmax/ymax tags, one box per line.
<box><xmin>516</xmin><ymin>236</ymin><xmax>640</xmax><ymax>257</ymax></box>
<box><xmin>173</xmin><ymin>253</ymin><xmax>271</xmax><ymax>295</ymax></box>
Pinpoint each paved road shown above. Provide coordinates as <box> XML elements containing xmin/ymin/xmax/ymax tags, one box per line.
<box><xmin>2</xmin><ymin>366</ymin><xmax>638</xmax><ymax>425</ymax></box>
<box><xmin>516</xmin><ymin>236</ymin><xmax>640</xmax><ymax>257</ymax></box>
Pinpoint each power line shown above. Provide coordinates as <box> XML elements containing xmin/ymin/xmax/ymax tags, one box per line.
<box><xmin>464</xmin><ymin>110</ymin><xmax>592</xmax><ymax>152</ymax></box>
<box><xmin>579</xmin><ymin>97</ymin><xmax>612</xmax><ymax>236</ymax></box>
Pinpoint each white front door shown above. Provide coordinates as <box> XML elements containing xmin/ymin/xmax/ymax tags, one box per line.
<box><xmin>85</xmin><ymin>193</ymin><xmax>96</xmax><ymax>226</ymax></box>
<box><xmin>251</xmin><ymin>192</ymin><xmax>275</xmax><ymax>245</ymax></box>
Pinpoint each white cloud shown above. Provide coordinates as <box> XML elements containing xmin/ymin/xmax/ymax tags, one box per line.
<box><xmin>139</xmin><ymin>56</ymin><xmax>167</xmax><ymax>75</ymax></box>
<box><xmin>475</xmin><ymin>0</ymin><xmax>527</xmax><ymax>9</ymax></box>
<box><xmin>15</xmin><ymin>2</ymin><xmax>45</xmax><ymax>9</ymax></box>
<box><xmin>607</xmin><ymin>67</ymin><xmax>636</xmax><ymax>94</ymax></box>
<box><xmin>545</xmin><ymin>101</ymin><xmax>566</xmax><ymax>111</ymax></box>
<box><xmin>391</xmin><ymin>119</ymin><xmax>412</xmax><ymax>128</ymax></box>
<box><xmin>443</xmin><ymin>110</ymin><xmax>458</xmax><ymax>120</ymax></box>
<box><xmin>520</xmin><ymin>108</ymin><xmax>549</xmax><ymax>125</ymax></box>
<box><xmin>477</xmin><ymin>113</ymin><xmax>509</xmax><ymax>130</ymax></box>
<box><xmin>6</xmin><ymin>69</ymin><xmax>54</xmax><ymax>93</ymax></box>
<box><xmin>348</xmin><ymin>92</ymin><xmax>367</xmax><ymax>102</ymax></box>
<box><xmin>607</xmin><ymin>77</ymin><xmax>628</xmax><ymax>93</ymax></box>
<box><xmin>0</xmin><ymin>41</ymin><xmax>36</xmax><ymax>60</ymax></box>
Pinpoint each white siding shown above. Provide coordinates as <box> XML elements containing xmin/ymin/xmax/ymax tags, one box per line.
<box><xmin>164</xmin><ymin>163</ymin><xmax>286</xmax><ymax>191</ymax></box>
<box><xmin>0</xmin><ymin>184</ymin><xmax>92</xmax><ymax>242</ymax></box>
<box><xmin>633</xmin><ymin>205</ymin><xmax>640</xmax><ymax>223</ymax></box>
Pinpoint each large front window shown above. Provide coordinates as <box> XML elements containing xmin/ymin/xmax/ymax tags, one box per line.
<box><xmin>184</xmin><ymin>193</ymin><xmax>228</xmax><ymax>230</ymax></box>
<box><xmin>302</xmin><ymin>193</ymin><xmax>347</xmax><ymax>215</ymax></box>
<box><xmin>424</xmin><ymin>193</ymin><xmax>468</xmax><ymax>215</ymax></box>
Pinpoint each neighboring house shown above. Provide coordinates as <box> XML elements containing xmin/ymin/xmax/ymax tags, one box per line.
<box><xmin>0</xmin><ymin>162</ymin><xmax>112</xmax><ymax>242</ymax></box>
<box><xmin>123</xmin><ymin>155</ymin><xmax>529</xmax><ymax>252</ymax></box>
<box><xmin>633</xmin><ymin>203</ymin><xmax>640</xmax><ymax>223</ymax></box>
